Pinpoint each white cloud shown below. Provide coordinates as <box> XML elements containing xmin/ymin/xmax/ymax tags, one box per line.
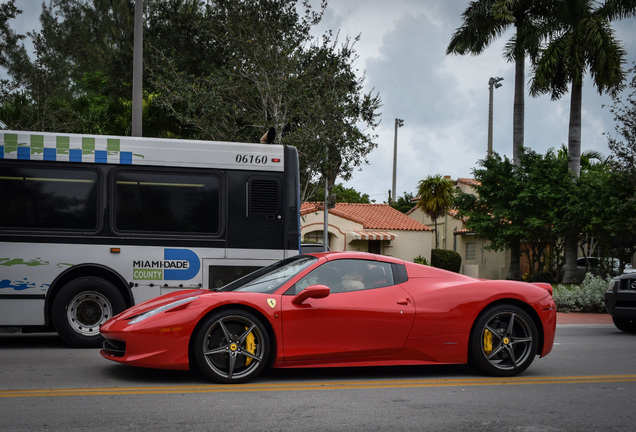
<box><xmin>314</xmin><ymin>0</ymin><xmax>636</xmax><ymax>201</ymax></box>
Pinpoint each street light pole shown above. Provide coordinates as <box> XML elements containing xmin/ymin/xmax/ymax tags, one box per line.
<box><xmin>391</xmin><ymin>118</ymin><xmax>404</xmax><ymax>203</ymax></box>
<box><xmin>487</xmin><ymin>77</ymin><xmax>503</xmax><ymax>157</ymax></box>
<box><xmin>132</xmin><ymin>0</ymin><xmax>143</xmax><ymax>137</ymax></box>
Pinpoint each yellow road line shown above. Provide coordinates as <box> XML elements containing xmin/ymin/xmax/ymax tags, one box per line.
<box><xmin>2</xmin><ymin>375</ymin><xmax>636</xmax><ymax>398</ymax></box>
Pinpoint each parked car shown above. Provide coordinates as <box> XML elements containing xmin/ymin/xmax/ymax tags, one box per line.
<box><xmin>100</xmin><ymin>251</ymin><xmax>557</xmax><ymax>383</ymax></box>
<box><xmin>605</xmin><ymin>273</ymin><xmax>636</xmax><ymax>333</ymax></box>
<box><xmin>576</xmin><ymin>257</ymin><xmax>635</xmax><ymax>278</ymax></box>
<box><xmin>300</xmin><ymin>243</ymin><xmax>329</xmax><ymax>254</ymax></box>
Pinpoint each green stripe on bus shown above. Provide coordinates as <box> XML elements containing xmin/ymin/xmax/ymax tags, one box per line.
<box><xmin>107</xmin><ymin>139</ymin><xmax>120</xmax><ymax>152</ymax></box>
<box><xmin>56</xmin><ymin>136</ymin><xmax>70</xmax><ymax>155</ymax></box>
<box><xmin>31</xmin><ymin>135</ymin><xmax>44</xmax><ymax>155</ymax></box>
<box><xmin>31</xmin><ymin>135</ymin><xmax>44</xmax><ymax>148</ymax></box>
<box><xmin>4</xmin><ymin>133</ymin><xmax>17</xmax><ymax>154</ymax></box>
<box><xmin>82</xmin><ymin>137</ymin><xmax>95</xmax><ymax>155</ymax></box>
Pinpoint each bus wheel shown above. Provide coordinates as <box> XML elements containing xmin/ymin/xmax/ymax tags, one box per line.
<box><xmin>52</xmin><ymin>277</ymin><xmax>126</xmax><ymax>348</ymax></box>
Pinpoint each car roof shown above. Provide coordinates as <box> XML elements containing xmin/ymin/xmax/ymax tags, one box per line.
<box><xmin>302</xmin><ymin>251</ymin><xmax>405</xmax><ymax>264</ymax></box>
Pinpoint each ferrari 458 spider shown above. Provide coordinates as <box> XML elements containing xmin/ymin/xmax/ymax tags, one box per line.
<box><xmin>100</xmin><ymin>252</ymin><xmax>556</xmax><ymax>383</ymax></box>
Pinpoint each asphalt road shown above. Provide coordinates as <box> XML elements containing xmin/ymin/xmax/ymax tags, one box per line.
<box><xmin>1</xmin><ymin>322</ymin><xmax>634</xmax><ymax>432</ymax></box>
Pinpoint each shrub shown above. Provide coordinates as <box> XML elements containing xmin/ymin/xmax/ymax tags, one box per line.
<box><xmin>431</xmin><ymin>249</ymin><xmax>462</xmax><ymax>273</ymax></box>
<box><xmin>413</xmin><ymin>255</ymin><xmax>430</xmax><ymax>265</ymax></box>
<box><xmin>553</xmin><ymin>273</ymin><xmax>611</xmax><ymax>313</ymax></box>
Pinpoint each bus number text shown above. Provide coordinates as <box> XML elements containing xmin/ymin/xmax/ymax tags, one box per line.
<box><xmin>235</xmin><ymin>154</ymin><xmax>268</xmax><ymax>164</ymax></box>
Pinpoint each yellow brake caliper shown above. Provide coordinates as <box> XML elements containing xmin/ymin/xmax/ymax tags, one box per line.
<box><xmin>244</xmin><ymin>327</ymin><xmax>256</xmax><ymax>366</ymax></box>
<box><xmin>483</xmin><ymin>329</ymin><xmax>493</xmax><ymax>355</ymax></box>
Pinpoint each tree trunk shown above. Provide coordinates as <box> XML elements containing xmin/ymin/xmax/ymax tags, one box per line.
<box><xmin>509</xmin><ymin>53</ymin><xmax>525</xmax><ymax>278</ymax></box>
<box><xmin>562</xmin><ymin>80</ymin><xmax>583</xmax><ymax>283</ymax></box>
<box><xmin>512</xmin><ymin>55</ymin><xmax>525</xmax><ymax>165</ymax></box>
<box><xmin>562</xmin><ymin>232</ymin><xmax>579</xmax><ymax>283</ymax></box>
<box><xmin>568</xmin><ymin>81</ymin><xmax>582</xmax><ymax>177</ymax></box>
<box><xmin>433</xmin><ymin>218</ymin><xmax>439</xmax><ymax>249</ymax></box>
<box><xmin>507</xmin><ymin>239</ymin><xmax>523</xmax><ymax>280</ymax></box>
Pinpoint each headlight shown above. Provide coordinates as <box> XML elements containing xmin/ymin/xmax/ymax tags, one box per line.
<box><xmin>128</xmin><ymin>296</ymin><xmax>199</xmax><ymax>325</ymax></box>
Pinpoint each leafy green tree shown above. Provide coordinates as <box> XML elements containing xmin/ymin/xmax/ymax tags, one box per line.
<box><xmin>576</xmin><ymin>165</ymin><xmax>635</xmax><ymax>273</ymax></box>
<box><xmin>390</xmin><ymin>191</ymin><xmax>416</xmax><ymax>214</ymax></box>
<box><xmin>0</xmin><ymin>0</ymin><xmax>22</xmax><ymax>68</ymax></box>
<box><xmin>0</xmin><ymin>0</ymin><xmax>136</xmax><ymax>133</ymax></box>
<box><xmin>515</xmin><ymin>150</ymin><xmax>578</xmax><ymax>281</ymax></box>
<box><xmin>305</xmin><ymin>183</ymin><xmax>371</xmax><ymax>204</ymax></box>
<box><xmin>455</xmin><ymin>150</ymin><xmax>578</xmax><ymax>281</ymax></box>
<box><xmin>416</xmin><ymin>175</ymin><xmax>455</xmax><ymax>250</ymax></box>
<box><xmin>605</xmin><ymin>64</ymin><xmax>636</xmax><ymax>268</ymax></box>
<box><xmin>290</xmin><ymin>34</ymin><xmax>381</xmax><ymax>202</ymax></box>
<box><xmin>455</xmin><ymin>154</ymin><xmax>526</xmax><ymax>280</ymax></box>
<box><xmin>147</xmin><ymin>0</ymin><xmax>381</xmax><ymax>201</ymax></box>
<box><xmin>607</xmin><ymin>65</ymin><xmax>636</xmax><ymax>177</ymax></box>
<box><xmin>530</xmin><ymin>0</ymin><xmax>635</xmax><ymax>283</ymax></box>
<box><xmin>0</xmin><ymin>0</ymin><xmax>22</xmax><ymax>125</ymax></box>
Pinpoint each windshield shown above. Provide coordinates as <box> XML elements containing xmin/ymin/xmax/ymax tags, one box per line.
<box><xmin>219</xmin><ymin>256</ymin><xmax>317</xmax><ymax>294</ymax></box>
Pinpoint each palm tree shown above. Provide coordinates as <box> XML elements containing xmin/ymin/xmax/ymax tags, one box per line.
<box><xmin>448</xmin><ymin>0</ymin><xmax>551</xmax><ymax>280</ymax></box>
<box><xmin>416</xmin><ymin>175</ymin><xmax>455</xmax><ymax>249</ymax></box>
<box><xmin>557</xmin><ymin>144</ymin><xmax>607</xmax><ymax>170</ymax></box>
<box><xmin>530</xmin><ymin>0</ymin><xmax>635</xmax><ymax>283</ymax></box>
<box><xmin>447</xmin><ymin>0</ymin><xmax>549</xmax><ymax>164</ymax></box>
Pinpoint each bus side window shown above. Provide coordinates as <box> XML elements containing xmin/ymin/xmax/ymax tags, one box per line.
<box><xmin>114</xmin><ymin>170</ymin><xmax>221</xmax><ymax>235</ymax></box>
<box><xmin>0</xmin><ymin>164</ymin><xmax>99</xmax><ymax>231</ymax></box>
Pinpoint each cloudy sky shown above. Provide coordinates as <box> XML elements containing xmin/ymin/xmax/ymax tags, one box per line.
<box><xmin>313</xmin><ymin>0</ymin><xmax>636</xmax><ymax>202</ymax></box>
<box><xmin>7</xmin><ymin>1</ymin><xmax>636</xmax><ymax>203</ymax></box>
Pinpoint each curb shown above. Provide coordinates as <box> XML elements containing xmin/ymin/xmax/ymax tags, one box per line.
<box><xmin>557</xmin><ymin>312</ymin><xmax>613</xmax><ymax>325</ymax></box>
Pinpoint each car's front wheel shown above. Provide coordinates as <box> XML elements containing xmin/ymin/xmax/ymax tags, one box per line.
<box><xmin>468</xmin><ymin>304</ymin><xmax>539</xmax><ymax>377</ymax></box>
<box><xmin>192</xmin><ymin>309</ymin><xmax>270</xmax><ymax>384</ymax></box>
<box><xmin>612</xmin><ymin>316</ymin><xmax>636</xmax><ymax>333</ymax></box>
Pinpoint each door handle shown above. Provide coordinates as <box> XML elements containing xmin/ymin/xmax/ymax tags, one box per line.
<box><xmin>397</xmin><ymin>298</ymin><xmax>410</xmax><ymax>305</ymax></box>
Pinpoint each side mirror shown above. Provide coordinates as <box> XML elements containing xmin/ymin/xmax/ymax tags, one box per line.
<box><xmin>292</xmin><ymin>285</ymin><xmax>330</xmax><ymax>305</ymax></box>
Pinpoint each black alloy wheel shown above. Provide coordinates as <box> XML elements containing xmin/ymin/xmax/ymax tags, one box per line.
<box><xmin>468</xmin><ymin>304</ymin><xmax>539</xmax><ymax>377</ymax></box>
<box><xmin>193</xmin><ymin>309</ymin><xmax>270</xmax><ymax>384</ymax></box>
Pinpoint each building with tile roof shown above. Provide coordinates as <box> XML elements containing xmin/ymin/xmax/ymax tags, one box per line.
<box><xmin>408</xmin><ymin>176</ymin><xmax>510</xmax><ymax>279</ymax></box>
<box><xmin>301</xmin><ymin>202</ymin><xmax>433</xmax><ymax>262</ymax></box>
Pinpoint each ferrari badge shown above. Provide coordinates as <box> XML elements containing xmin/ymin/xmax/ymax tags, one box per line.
<box><xmin>267</xmin><ymin>298</ymin><xmax>276</xmax><ymax>309</ymax></box>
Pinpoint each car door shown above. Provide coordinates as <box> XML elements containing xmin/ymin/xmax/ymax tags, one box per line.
<box><xmin>280</xmin><ymin>259</ymin><xmax>415</xmax><ymax>361</ymax></box>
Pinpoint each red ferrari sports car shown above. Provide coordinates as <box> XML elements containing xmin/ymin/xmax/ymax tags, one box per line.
<box><xmin>100</xmin><ymin>252</ymin><xmax>557</xmax><ymax>384</ymax></box>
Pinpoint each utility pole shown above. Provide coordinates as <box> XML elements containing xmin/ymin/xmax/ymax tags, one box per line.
<box><xmin>487</xmin><ymin>77</ymin><xmax>503</xmax><ymax>157</ymax></box>
<box><xmin>323</xmin><ymin>175</ymin><xmax>329</xmax><ymax>251</ymax></box>
<box><xmin>391</xmin><ymin>118</ymin><xmax>404</xmax><ymax>203</ymax></box>
<box><xmin>132</xmin><ymin>0</ymin><xmax>143</xmax><ymax>137</ymax></box>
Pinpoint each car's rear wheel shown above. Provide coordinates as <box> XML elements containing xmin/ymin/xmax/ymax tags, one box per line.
<box><xmin>193</xmin><ymin>309</ymin><xmax>270</xmax><ymax>384</ymax></box>
<box><xmin>468</xmin><ymin>304</ymin><xmax>539</xmax><ymax>377</ymax></box>
<box><xmin>612</xmin><ymin>316</ymin><xmax>636</xmax><ymax>333</ymax></box>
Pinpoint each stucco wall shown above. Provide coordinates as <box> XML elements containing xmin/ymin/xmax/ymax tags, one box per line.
<box><xmin>300</xmin><ymin>210</ymin><xmax>432</xmax><ymax>263</ymax></box>
<box><xmin>408</xmin><ymin>207</ymin><xmax>509</xmax><ymax>279</ymax></box>
<box><xmin>384</xmin><ymin>230</ymin><xmax>432</xmax><ymax>262</ymax></box>
<box><xmin>454</xmin><ymin>234</ymin><xmax>510</xmax><ymax>279</ymax></box>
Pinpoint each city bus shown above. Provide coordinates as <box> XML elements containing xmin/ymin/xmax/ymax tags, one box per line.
<box><xmin>0</xmin><ymin>130</ymin><xmax>300</xmax><ymax>347</ymax></box>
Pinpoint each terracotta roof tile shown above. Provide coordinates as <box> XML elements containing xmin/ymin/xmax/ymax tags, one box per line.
<box><xmin>454</xmin><ymin>228</ymin><xmax>472</xmax><ymax>235</ymax></box>
<box><xmin>301</xmin><ymin>202</ymin><xmax>431</xmax><ymax>231</ymax></box>
<box><xmin>456</xmin><ymin>178</ymin><xmax>481</xmax><ymax>187</ymax></box>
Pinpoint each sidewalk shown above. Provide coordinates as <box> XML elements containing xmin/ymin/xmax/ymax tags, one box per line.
<box><xmin>557</xmin><ymin>312</ymin><xmax>613</xmax><ymax>325</ymax></box>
